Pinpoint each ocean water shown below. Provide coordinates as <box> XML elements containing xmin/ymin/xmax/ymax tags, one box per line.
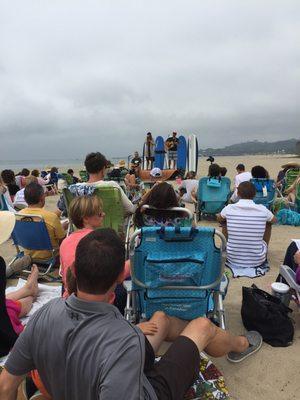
<box><xmin>0</xmin><ymin>157</ymin><xmax>129</xmax><ymax>172</ymax></box>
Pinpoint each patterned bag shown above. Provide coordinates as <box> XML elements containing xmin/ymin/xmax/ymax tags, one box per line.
<box><xmin>155</xmin><ymin>353</ymin><xmax>230</xmax><ymax>400</ymax></box>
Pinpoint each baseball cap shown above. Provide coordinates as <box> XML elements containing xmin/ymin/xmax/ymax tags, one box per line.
<box><xmin>150</xmin><ymin>168</ymin><xmax>162</xmax><ymax>178</ymax></box>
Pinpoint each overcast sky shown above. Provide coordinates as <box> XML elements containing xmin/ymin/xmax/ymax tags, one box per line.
<box><xmin>1</xmin><ymin>0</ymin><xmax>299</xmax><ymax>160</ymax></box>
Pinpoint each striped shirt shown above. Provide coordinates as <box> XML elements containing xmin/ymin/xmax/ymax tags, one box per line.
<box><xmin>221</xmin><ymin>199</ymin><xmax>274</xmax><ymax>273</ymax></box>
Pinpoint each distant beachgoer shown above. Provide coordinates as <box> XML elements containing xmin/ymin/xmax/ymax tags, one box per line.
<box><xmin>178</xmin><ymin>171</ymin><xmax>198</xmax><ymax>204</ymax></box>
<box><xmin>131</xmin><ymin>151</ymin><xmax>142</xmax><ymax>168</ymax></box>
<box><xmin>0</xmin><ymin>170</ymin><xmax>19</xmax><ymax>201</ymax></box>
<box><xmin>217</xmin><ymin>181</ymin><xmax>276</xmax><ymax>278</ymax></box>
<box><xmin>31</xmin><ymin>169</ymin><xmax>50</xmax><ymax>188</ymax></box>
<box><xmin>165</xmin><ymin>132</ymin><xmax>179</xmax><ymax>169</ymax></box>
<box><xmin>124</xmin><ymin>168</ymin><xmax>140</xmax><ymax>201</ymax></box>
<box><xmin>15</xmin><ymin>168</ymin><xmax>30</xmax><ymax>189</ymax></box>
<box><xmin>80</xmin><ymin>152</ymin><xmax>135</xmax><ymax>215</ymax></box>
<box><xmin>230</xmin><ymin>163</ymin><xmax>252</xmax><ymax>203</ymax></box>
<box><xmin>13</xmin><ymin>175</ymin><xmax>38</xmax><ymax>210</ymax></box>
<box><xmin>134</xmin><ymin>181</ymin><xmax>179</xmax><ymax>227</ymax></box>
<box><xmin>19</xmin><ymin>183</ymin><xmax>67</xmax><ymax>262</ymax></box>
<box><xmin>208</xmin><ymin>163</ymin><xmax>221</xmax><ymax>178</ymax></box>
<box><xmin>220</xmin><ymin>167</ymin><xmax>227</xmax><ymax>177</ymax></box>
<box><xmin>0</xmin><ymin>176</ymin><xmax>14</xmax><ymax>212</ymax></box>
<box><xmin>144</xmin><ymin>132</ymin><xmax>155</xmax><ymax>170</ymax></box>
<box><xmin>67</xmin><ymin>169</ymin><xmax>80</xmax><ymax>184</ymax></box>
<box><xmin>251</xmin><ymin>165</ymin><xmax>269</xmax><ymax>179</ymax></box>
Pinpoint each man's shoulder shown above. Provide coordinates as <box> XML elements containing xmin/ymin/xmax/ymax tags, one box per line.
<box><xmin>20</xmin><ymin>207</ymin><xmax>56</xmax><ymax>219</ymax></box>
<box><xmin>28</xmin><ymin>298</ymin><xmax>65</xmax><ymax>327</ymax></box>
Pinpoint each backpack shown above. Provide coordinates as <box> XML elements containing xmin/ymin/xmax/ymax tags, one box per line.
<box><xmin>241</xmin><ymin>285</ymin><xmax>294</xmax><ymax>347</ymax></box>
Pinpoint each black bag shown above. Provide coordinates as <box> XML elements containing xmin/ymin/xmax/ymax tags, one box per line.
<box><xmin>241</xmin><ymin>284</ymin><xmax>294</xmax><ymax>347</ymax></box>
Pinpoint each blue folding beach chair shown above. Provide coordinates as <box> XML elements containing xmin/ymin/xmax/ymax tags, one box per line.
<box><xmin>250</xmin><ymin>178</ymin><xmax>276</xmax><ymax>210</ymax></box>
<box><xmin>140</xmin><ymin>205</ymin><xmax>193</xmax><ymax>228</ymax></box>
<box><xmin>0</xmin><ymin>194</ymin><xmax>9</xmax><ymax>211</ymax></box>
<box><xmin>197</xmin><ymin>177</ymin><xmax>231</xmax><ymax>219</ymax></box>
<box><xmin>124</xmin><ymin>226</ymin><xmax>228</xmax><ymax>329</ymax></box>
<box><xmin>9</xmin><ymin>213</ymin><xmax>56</xmax><ymax>276</ymax></box>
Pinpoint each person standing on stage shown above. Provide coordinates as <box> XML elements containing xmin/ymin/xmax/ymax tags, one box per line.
<box><xmin>165</xmin><ymin>132</ymin><xmax>179</xmax><ymax>169</ymax></box>
<box><xmin>144</xmin><ymin>132</ymin><xmax>155</xmax><ymax>170</ymax></box>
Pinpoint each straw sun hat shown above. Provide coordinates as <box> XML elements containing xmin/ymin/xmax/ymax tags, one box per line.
<box><xmin>281</xmin><ymin>162</ymin><xmax>300</xmax><ymax>169</ymax></box>
<box><xmin>0</xmin><ymin>211</ymin><xmax>15</xmax><ymax>245</ymax></box>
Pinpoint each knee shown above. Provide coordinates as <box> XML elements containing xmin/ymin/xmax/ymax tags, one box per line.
<box><xmin>151</xmin><ymin>311</ymin><xmax>170</xmax><ymax>328</ymax></box>
<box><xmin>192</xmin><ymin>317</ymin><xmax>216</xmax><ymax>339</ymax></box>
<box><xmin>152</xmin><ymin>310</ymin><xmax>168</xmax><ymax>322</ymax></box>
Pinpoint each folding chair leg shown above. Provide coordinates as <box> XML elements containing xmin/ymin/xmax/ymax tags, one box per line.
<box><xmin>217</xmin><ymin>293</ymin><xmax>226</xmax><ymax>330</ymax></box>
<box><xmin>124</xmin><ymin>290</ymin><xmax>136</xmax><ymax>323</ymax></box>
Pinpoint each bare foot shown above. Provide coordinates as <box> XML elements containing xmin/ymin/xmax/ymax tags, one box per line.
<box><xmin>25</xmin><ymin>265</ymin><xmax>39</xmax><ymax>298</ymax></box>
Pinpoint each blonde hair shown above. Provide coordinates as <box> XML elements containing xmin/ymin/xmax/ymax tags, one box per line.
<box><xmin>24</xmin><ymin>175</ymin><xmax>38</xmax><ymax>186</ymax></box>
<box><xmin>69</xmin><ymin>195</ymin><xmax>103</xmax><ymax>229</ymax></box>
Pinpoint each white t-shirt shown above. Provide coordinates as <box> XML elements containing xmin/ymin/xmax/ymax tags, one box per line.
<box><xmin>231</xmin><ymin>172</ymin><xmax>252</xmax><ymax>202</ymax></box>
<box><xmin>179</xmin><ymin>179</ymin><xmax>198</xmax><ymax>203</ymax></box>
<box><xmin>221</xmin><ymin>199</ymin><xmax>274</xmax><ymax>271</ymax></box>
<box><xmin>81</xmin><ymin>180</ymin><xmax>135</xmax><ymax>215</ymax></box>
<box><xmin>13</xmin><ymin>188</ymin><xmax>27</xmax><ymax>207</ymax></box>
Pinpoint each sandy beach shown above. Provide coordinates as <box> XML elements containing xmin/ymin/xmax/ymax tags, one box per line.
<box><xmin>1</xmin><ymin>154</ymin><xmax>299</xmax><ymax>400</ymax></box>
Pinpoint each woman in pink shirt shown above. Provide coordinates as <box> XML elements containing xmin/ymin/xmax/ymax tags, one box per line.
<box><xmin>60</xmin><ymin>196</ymin><xmax>130</xmax><ymax>298</ymax></box>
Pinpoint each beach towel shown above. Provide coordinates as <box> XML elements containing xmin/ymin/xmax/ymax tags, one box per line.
<box><xmin>277</xmin><ymin>209</ymin><xmax>300</xmax><ymax>226</ymax></box>
<box><xmin>154</xmin><ymin>353</ymin><xmax>229</xmax><ymax>399</ymax></box>
<box><xmin>68</xmin><ymin>184</ymin><xmax>96</xmax><ymax>196</ymax></box>
<box><xmin>226</xmin><ymin>259</ymin><xmax>270</xmax><ymax>278</ymax></box>
<box><xmin>0</xmin><ymin>279</ymin><xmax>61</xmax><ymax>368</ymax></box>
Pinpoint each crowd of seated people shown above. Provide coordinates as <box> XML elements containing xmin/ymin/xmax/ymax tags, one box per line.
<box><xmin>1</xmin><ymin>154</ymin><xmax>300</xmax><ymax>399</ymax></box>
<box><xmin>0</xmin><ymin>224</ymin><xmax>263</xmax><ymax>399</ymax></box>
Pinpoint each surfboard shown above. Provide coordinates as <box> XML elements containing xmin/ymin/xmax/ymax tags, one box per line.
<box><xmin>142</xmin><ymin>142</ymin><xmax>146</xmax><ymax>170</ymax></box>
<box><xmin>177</xmin><ymin>135</ymin><xmax>187</xmax><ymax>171</ymax></box>
<box><xmin>154</xmin><ymin>136</ymin><xmax>165</xmax><ymax>169</ymax></box>
<box><xmin>187</xmin><ymin>134</ymin><xmax>199</xmax><ymax>173</ymax></box>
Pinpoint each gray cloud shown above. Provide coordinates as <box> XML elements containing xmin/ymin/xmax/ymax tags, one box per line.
<box><xmin>0</xmin><ymin>0</ymin><xmax>300</xmax><ymax>160</ymax></box>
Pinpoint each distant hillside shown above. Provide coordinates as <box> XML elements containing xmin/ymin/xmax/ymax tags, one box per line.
<box><xmin>200</xmin><ymin>138</ymin><xmax>300</xmax><ymax>156</ymax></box>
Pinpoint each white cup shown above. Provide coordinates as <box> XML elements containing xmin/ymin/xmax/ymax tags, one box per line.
<box><xmin>271</xmin><ymin>282</ymin><xmax>290</xmax><ymax>306</ymax></box>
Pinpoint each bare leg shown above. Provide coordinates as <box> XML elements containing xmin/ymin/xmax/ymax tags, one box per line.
<box><xmin>6</xmin><ymin>265</ymin><xmax>39</xmax><ymax>302</ymax></box>
<box><xmin>143</xmin><ymin>312</ymin><xmax>188</xmax><ymax>354</ymax></box>
<box><xmin>19</xmin><ymin>296</ymin><xmax>34</xmax><ymax>317</ymax></box>
<box><xmin>263</xmin><ymin>222</ymin><xmax>272</xmax><ymax>245</ymax></box>
<box><xmin>221</xmin><ymin>222</ymin><xmax>228</xmax><ymax>240</ymax></box>
<box><xmin>180</xmin><ymin>317</ymin><xmax>248</xmax><ymax>357</ymax></box>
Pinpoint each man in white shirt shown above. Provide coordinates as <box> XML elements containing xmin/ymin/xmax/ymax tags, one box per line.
<box><xmin>81</xmin><ymin>152</ymin><xmax>135</xmax><ymax>215</ymax></box>
<box><xmin>230</xmin><ymin>163</ymin><xmax>252</xmax><ymax>202</ymax></box>
<box><xmin>178</xmin><ymin>171</ymin><xmax>199</xmax><ymax>204</ymax></box>
<box><xmin>218</xmin><ymin>181</ymin><xmax>277</xmax><ymax>278</ymax></box>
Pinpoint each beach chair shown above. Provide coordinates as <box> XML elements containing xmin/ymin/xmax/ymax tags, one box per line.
<box><xmin>8</xmin><ymin>213</ymin><xmax>57</xmax><ymax>276</ymax></box>
<box><xmin>0</xmin><ymin>194</ymin><xmax>9</xmax><ymax>210</ymax></box>
<box><xmin>79</xmin><ymin>170</ymin><xmax>88</xmax><ymax>182</ymax></box>
<box><xmin>279</xmin><ymin>265</ymin><xmax>300</xmax><ymax>306</ymax></box>
<box><xmin>197</xmin><ymin>177</ymin><xmax>231</xmax><ymax>219</ymax></box>
<box><xmin>250</xmin><ymin>178</ymin><xmax>276</xmax><ymax>210</ymax></box>
<box><xmin>63</xmin><ymin>186</ymin><xmax>132</xmax><ymax>256</ymax></box>
<box><xmin>285</xmin><ymin>168</ymin><xmax>300</xmax><ymax>190</ymax></box>
<box><xmin>296</xmin><ymin>183</ymin><xmax>300</xmax><ymax>212</ymax></box>
<box><xmin>140</xmin><ymin>205</ymin><xmax>193</xmax><ymax>227</ymax></box>
<box><xmin>124</xmin><ymin>226</ymin><xmax>228</xmax><ymax>329</ymax></box>
<box><xmin>61</xmin><ymin>173</ymin><xmax>74</xmax><ymax>185</ymax></box>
